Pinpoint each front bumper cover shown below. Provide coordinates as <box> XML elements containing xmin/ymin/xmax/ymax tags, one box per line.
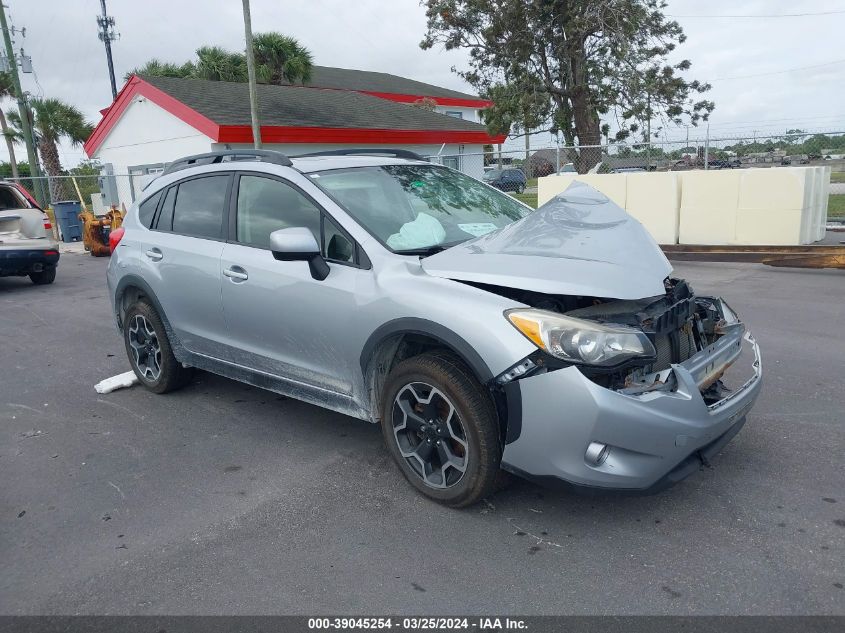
<box><xmin>501</xmin><ymin>323</ymin><xmax>762</xmax><ymax>492</ymax></box>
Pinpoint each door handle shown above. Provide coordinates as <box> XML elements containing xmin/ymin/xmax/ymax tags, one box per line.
<box><xmin>145</xmin><ymin>248</ymin><xmax>163</xmax><ymax>261</ymax></box>
<box><xmin>223</xmin><ymin>266</ymin><xmax>248</xmax><ymax>281</ymax></box>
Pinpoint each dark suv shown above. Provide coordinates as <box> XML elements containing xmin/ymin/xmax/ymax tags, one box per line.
<box><xmin>483</xmin><ymin>168</ymin><xmax>527</xmax><ymax>193</ymax></box>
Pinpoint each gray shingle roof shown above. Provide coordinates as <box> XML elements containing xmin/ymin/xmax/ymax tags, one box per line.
<box><xmin>281</xmin><ymin>65</ymin><xmax>482</xmax><ymax>100</ymax></box>
<box><xmin>142</xmin><ymin>76</ymin><xmax>491</xmax><ymax>132</ymax></box>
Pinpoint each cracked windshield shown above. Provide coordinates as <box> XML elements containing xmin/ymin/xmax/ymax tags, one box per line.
<box><xmin>310</xmin><ymin>164</ymin><xmax>528</xmax><ymax>252</ymax></box>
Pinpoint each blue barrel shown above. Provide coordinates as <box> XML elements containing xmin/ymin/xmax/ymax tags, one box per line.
<box><xmin>52</xmin><ymin>201</ymin><xmax>83</xmax><ymax>242</ymax></box>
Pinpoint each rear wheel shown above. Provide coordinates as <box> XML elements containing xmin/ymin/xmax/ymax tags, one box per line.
<box><xmin>123</xmin><ymin>300</ymin><xmax>192</xmax><ymax>394</ymax></box>
<box><xmin>29</xmin><ymin>268</ymin><xmax>56</xmax><ymax>285</ymax></box>
<box><xmin>381</xmin><ymin>352</ymin><xmax>501</xmax><ymax>507</ymax></box>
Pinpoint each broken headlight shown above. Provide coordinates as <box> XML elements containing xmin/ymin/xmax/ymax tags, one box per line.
<box><xmin>506</xmin><ymin>308</ymin><xmax>656</xmax><ymax>367</ymax></box>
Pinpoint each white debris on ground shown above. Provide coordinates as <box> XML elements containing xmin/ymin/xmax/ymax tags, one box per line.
<box><xmin>59</xmin><ymin>241</ymin><xmax>88</xmax><ymax>254</ymax></box>
<box><xmin>94</xmin><ymin>371</ymin><xmax>139</xmax><ymax>394</ymax></box>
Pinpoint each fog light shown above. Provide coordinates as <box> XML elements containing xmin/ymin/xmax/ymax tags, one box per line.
<box><xmin>585</xmin><ymin>442</ymin><xmax>609</xmax><ymax>465</ymax></box>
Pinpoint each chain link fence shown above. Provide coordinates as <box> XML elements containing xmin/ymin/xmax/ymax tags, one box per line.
<box><xmin>8</xmin><ymin>173</ymin><xmax>138</xmax><ymax>214</ymax></box>
<box><xmin>7</xmin><ymin>129</ymin><xmax>843</xmax><ymax>219</ymax></box>
<box><xmin>427</xmin><ymin>130</ymin><xmax>845</xmax><ymax>205</ymax></box>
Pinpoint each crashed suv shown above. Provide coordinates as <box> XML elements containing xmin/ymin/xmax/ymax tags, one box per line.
<box><xmin>107</xmin><ymin>149</ymin><xmax>762</xmax><ymax>507</ymax></box>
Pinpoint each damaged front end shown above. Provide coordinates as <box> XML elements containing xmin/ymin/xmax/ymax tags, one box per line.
<box><xmin>490</xmin><ymin>278</ymin><xmax>762</xmax><ymax>492</ymax></box>
<box><xmin>569</xmin><ymin>278</ymin><xmax>755</xmax><ymax>405</ymax></box>
<box><xmin>422</xmin><ymin>182</ymin><xmax>762</xmax><ymax>491</ymax></box>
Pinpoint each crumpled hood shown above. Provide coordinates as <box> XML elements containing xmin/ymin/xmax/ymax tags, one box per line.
<box><xmin>422</xmin><ymin>181</ymin><xmax>672</xmax><ymax>300</ymax></box>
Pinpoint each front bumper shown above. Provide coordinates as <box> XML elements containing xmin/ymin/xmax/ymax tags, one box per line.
<box><xmin>0</xmin><ymin>248</ymin><xmax>60</xmax><ymax>276</ymax></box>
<box><xmin>501</xmin><ymin>325</ymin><xmax>762</xmax><ymax>492</ymax></box>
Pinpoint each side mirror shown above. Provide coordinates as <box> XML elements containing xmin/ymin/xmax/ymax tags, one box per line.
<box><xmin>269</xmin><ymin>227</ymin><xmax>329</xmax><ymax>281</ymax></box>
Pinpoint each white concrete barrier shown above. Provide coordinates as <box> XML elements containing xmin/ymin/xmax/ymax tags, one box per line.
<box><xmin>679</xmin><ymin>170</ymin><xmax>742</xmax><ymax>245</ymax></box>
<box><xmin>537</xmin><ymin>166</ymin><xmax>830</xmax><ymax>245</ymax></box>
<box><xmin>818</xmin><ymin>167</ymin><xmax>831</xmax><ymax>240</ymax></box>
<box><xmin>733</xmin><ymin>168</ymin><xmax>808</xmax><ymax>245</ymax></box>
<box><xmin>625</xmin><ymin>172</ymin><xmax>681</xmax><ymax>245</ymax></box>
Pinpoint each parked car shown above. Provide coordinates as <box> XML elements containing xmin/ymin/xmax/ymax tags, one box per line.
<box><xmin>482</xmin><ymin>167</ymin><xmax>527</xmax><ymax>193</ymax></box>
<box><xmin>0</xmin><ymin>181</ymin><xmax>59</xmax><ymax>285</ymax></box>
<box><xmin>108</xmin><ymin>149</ymin><xmax>762</xmax><ymax>507</ymax></box>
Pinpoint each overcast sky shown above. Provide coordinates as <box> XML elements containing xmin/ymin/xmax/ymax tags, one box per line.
<box><xmin>4</xmin><ymin>0</ymin><xmax>845</xmax><ymax>166</ymax></box>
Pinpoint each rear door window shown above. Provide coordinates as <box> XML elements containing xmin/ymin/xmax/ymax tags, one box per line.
<box><xmin>154</xmin><ymin>186</ymin><xmax>177</xmax><ymax>231</ymax></box>
<box><xmin>170</xmin><ymin>175</ymin><xmax>230</xmax><ymax>239</ymax></box>
<box><xmin>138</xmin><ymin>191</ymin><xmax>162</xmax><ymax>228</ymax></box>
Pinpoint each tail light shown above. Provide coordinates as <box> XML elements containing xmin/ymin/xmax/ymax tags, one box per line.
<box><xmin>109</xmin><ymin>227</ymin><xmax>126</xmax><ymax>252</ymax></box>
<box><xmin>43</xmin><ymin>214</ymin><xmax>52</xmax><ymax>231</ymax></box>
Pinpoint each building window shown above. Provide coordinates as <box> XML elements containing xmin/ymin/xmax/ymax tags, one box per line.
<box><xmin>444</xmin><ymin>111</ymin><xmax>463</xmax><ymax>119</ymax></box>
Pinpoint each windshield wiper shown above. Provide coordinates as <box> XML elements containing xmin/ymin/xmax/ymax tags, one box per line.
<box><xmin>396</xmin><ymin>240</ymin><xmax>465</xmax><ymax>257</ymax></box>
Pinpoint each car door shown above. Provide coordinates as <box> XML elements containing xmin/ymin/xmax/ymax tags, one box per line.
<box><xmin>219</xmin><ymin>173</ymin><xmax>365</xmax><ymax>396</ymax></box>
<box><xmin>138</xmin><ymin>173</ymin><xmax>232</xmax><ymax>358</ymax></box>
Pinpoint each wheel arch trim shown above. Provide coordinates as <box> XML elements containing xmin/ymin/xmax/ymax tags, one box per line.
<box><xmin>359</xmin><ymin>317</ymin><xmax>494</xmax><ymax>384</ymax></box>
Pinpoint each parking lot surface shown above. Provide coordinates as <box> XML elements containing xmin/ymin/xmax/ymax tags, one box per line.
<box><xmin>1</xmin><ymin>252</ymin><xmax>843</xmax><ymax>615</ymax></box>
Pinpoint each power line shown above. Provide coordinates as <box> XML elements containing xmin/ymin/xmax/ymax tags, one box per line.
<box><xmin>708</xmin><ymin>58</ymin><xmax>845</xmax><ymax>81</ymax></box>
<box><xmin>667</xmin><ymin>10</ymin><xmax>845</xmax><ymax>18</ymax></box>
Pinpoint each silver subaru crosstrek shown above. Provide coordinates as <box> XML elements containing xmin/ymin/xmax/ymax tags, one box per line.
<box><xmin>107</xmin><ymin>149</ymin><xmax>762</xmax><ymax>507</ymax></box>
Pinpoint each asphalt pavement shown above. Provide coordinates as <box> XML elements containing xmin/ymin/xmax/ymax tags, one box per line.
<box><xmin>1</xmin><ymin>251</ymin><xmax>843</xmax><ymax>615</ymax></box>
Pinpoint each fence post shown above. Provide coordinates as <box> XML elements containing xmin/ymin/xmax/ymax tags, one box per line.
<box><xmin>556</xmin><ymin>146</ymin><xmax>561</xmax><ymax>174</ymax></box>
<box><xmin>704</xmin><ymin>124</ymin><xmax>710</xmax><ymax>170</ymax></box>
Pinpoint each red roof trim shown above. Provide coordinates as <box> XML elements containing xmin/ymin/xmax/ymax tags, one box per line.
<box><xmin>85</xmin><ymin>76</ymin><xmax>504</xmax><ymax>156</ymax></box>
<box><xmin>85</xmin><ymin>76</ymin><xmax>221</xmax><ymax>156</ymax></box>
<box><xmin>359</xmin><ymin>91</ymin><xmax>493</xmax><ymax>108</ymax></box>
<box><xmin>218</xmin><ymin>125</ymin><xmax>506</xmax><ymax>145</ymax></box>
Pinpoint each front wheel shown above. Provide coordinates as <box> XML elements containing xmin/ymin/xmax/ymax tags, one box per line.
<box><xmin>123</xmin><ymin>300</ymin><xmax>192</xmax><ymax>394</ymax></box>
<box><xmin>380</xmin><ymin>352</ymin><xmax>501</xmax><ymax>507</ymax></box>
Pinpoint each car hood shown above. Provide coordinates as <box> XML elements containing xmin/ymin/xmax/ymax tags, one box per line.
<box><xmin>421</xmin><ymin>181</ymin><xmax>672</xmax><ymax>300</ymax></box>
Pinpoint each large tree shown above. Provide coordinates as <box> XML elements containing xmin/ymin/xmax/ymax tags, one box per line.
<box><xmin>420</xmin><ymin>0</ymin><xmax>714</xmax><ymax>171</ymax></box>
<box><xmin>127</xmin><ymin>33</ymin><xmax>313</xmax><ymax>86</ymax></box>
<box><xmin>9</xmin><ymin>99</ymin><xmax>93</xmax><ymax>202</ymax></box>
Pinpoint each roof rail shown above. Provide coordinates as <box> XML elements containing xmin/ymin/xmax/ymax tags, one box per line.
<box><xmin>292</xmin><ymin>148</ymin><xmax>426</xmax><ymax>161</ymax></box>
<box><xmin>158</xmin><ymin>150</ymin><xmax>293</xmax><ymax>179</ymax></box>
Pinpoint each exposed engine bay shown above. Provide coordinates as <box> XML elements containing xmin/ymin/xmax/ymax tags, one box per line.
<box><xmin>469</xmin><ymin>277</ymin><xmax>743</xmax><ymax>404</ymax></box>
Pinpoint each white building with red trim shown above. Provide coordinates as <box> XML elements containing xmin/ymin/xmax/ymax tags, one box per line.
<box><xmin>84</xmin><ymin>68</ymin><xmax>503</xmax><ymax>200</ymax></box>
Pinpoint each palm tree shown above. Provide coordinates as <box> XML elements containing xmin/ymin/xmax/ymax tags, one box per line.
<box><xmin>193</xmin><ymin>46</ymin><xmax>248</xmax><ymax>82</ymax></box>
<box><xmin>0</xmin><ymin>72</ymin><xmax>19</xmax><ymax>179</ymax></box>
<box><xmin>252</xmin><ymin>32</ymin><xmax>313</xmax><ymax>85</ymax></box>
<box><xmin>10</xmin><ymin>98</ymin><xmax>93</xmax><ymax>202</ymax></box>
<box><xmin>129</xmin><ymin>33</ymin><xmax>312</xmax><ymax>86</ymax></box>
<box><xmin>125</xmin><ymin>59</ymin><xmax>194</xmax><ymax>82</ymax></box>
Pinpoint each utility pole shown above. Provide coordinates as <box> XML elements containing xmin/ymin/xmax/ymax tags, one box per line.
<box><xmin>0</xmin><ymin>3</ymin><xmax>45</xmax><ymax>204</ymax></box>
<box><xmin>241</xmin><ymin>0</ymin><xmax>262</xmax><ymax>148</ymax></box>
<box><xmin>96</xmin><ymin>0</ymin><xmax>119</xmax><ymax>100</ymax></box>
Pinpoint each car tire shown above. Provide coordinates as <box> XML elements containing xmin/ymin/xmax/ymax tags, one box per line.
<box><xmin>380</xmin><ymin>352</ymin><xmax>501</xmax><ymax>507</ymax></box>
<box><xmin>517</xmin><ymin>185</ymin><xmax>525</xmax><ymax>194</ymax></box>
<box><xmin>29</xmin><ymin>268</ymin><xmax>56</xmax><ymax>285</ymax></box>
<box><xmin>123</xmin><ymin>300</ymin><xmax>192</xmax><ymax>394</ymax></box>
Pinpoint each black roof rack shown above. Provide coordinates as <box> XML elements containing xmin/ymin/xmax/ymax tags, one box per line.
<box><xmin>159</xmin><ymin>150</ymin><xmax>293</xmax><ymax>178</ymax></box>
<box><xmin>292</xmin><ymin>148</ymin><xmax>426</xmax><ymax>161</ymax></box>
